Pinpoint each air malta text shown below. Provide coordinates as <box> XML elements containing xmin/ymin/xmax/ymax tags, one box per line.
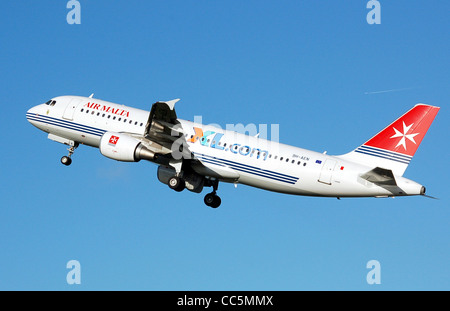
<box><xmin>188</xmin><ymin>127</ymin><xmax>269</xmax><ymax>161</ymax></box>
<box><xmin>84</xmin><ymin>102</ymin><xmax>130</xmax><ymax>117</ymax></box>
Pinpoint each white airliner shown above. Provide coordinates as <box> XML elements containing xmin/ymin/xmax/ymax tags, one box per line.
<box><xmin>26</xmin><ymin>95</ymin><xmax>439</xmax><ymax>208</ymax></box>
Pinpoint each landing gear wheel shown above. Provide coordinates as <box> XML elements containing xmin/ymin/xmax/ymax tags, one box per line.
<box><xmin>211</xmin><ymin>195</ymin><xmax>221</xmax><ymax>208</ymax></box>
<box><xmin>168</xmin><ymin>176</ymin><xmax>185</xmax><ymax>192</ymax></box>
<box><xmin>61</xmin><ymin>156</ymin><xmax>72</xmax><ymax>166</ymax></box>
<box><xmin>60</xmin><ymin>142</ymin><xmax>78</xmax><ymax>166</ymax></box>
<box><xmin>204</xmin><ymin>193</ymin><xmax>221</xmax><ymax>208</ymax></box>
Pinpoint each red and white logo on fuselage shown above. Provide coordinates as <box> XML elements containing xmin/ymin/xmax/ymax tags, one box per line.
<box><xmin>109</xmin><ymin>135</ymin><xmax>119</xmax><ymax>146</ymax></box>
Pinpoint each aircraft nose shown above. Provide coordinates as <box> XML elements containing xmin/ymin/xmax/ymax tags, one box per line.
<box><xmin>26</xmin><ymin>106</ymin><xmax>37</xmax><ymax>120</ymax></box>
<box><xmin>27</xmin><ymin>107</ymin><xmax>36</xmax><ymax>115</ymax></box>
<box><xmin>26</xmin><ymin>105</ymin><xmax>44</xmax><ymax>125</ymax></box>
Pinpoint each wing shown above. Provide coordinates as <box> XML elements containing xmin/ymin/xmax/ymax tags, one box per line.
<box><xmin>144</xmin><ymin>99</ymin><xmax>180</xmax><ymax>137</ymax></box>
<box><xmin>127</xmin><ymin>99</ymin><xmax>192</xmax><ymax>166</ymax></box>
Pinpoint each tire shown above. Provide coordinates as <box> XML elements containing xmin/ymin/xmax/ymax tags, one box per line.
<box><xmin>168</xmin><ymin>176</ymin><xmax>185</xmax><ymax>192</ymax></box>
<box><xmin>204</xmin><ymin>193</ymin><xmax>215</xmax><ymax>206</ymax></box>
<box><xmin>61</xmin><ymin>156</ymin><xmax>72</xmax><ymax>166</ymax></box>
<box><xmin>211</xmin><ymin>195</ymin><xmax>221</xmax><ymax>208</ymax></box>
<box><xmin>204</xmin><ymin>193</ymin><xmax>221</xmax><ymax>208</ymax></box>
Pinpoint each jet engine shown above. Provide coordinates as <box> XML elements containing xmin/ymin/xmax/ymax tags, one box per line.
<box><xmin>99</xmin><ymin>132</ymin><xmax>155</xmax><ymax>162</ymax></box>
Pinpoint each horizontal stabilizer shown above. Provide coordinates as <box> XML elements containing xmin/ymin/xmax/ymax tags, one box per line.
<box><xmin>360</xmin><ymin>167</ymin><xmax>397</xmax><ymax>186</ymax></box>
<box><xmin>422</xmin><ymin>194</ymin><xmax>439</xmax><ymax>200</ymax></box>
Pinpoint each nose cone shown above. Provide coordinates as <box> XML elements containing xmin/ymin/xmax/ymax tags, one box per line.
<box><xmin>26</xmin><ymin>104</ymin><xmax>45</xmax><ymax>127</ymax></box>
<box><xmin>26</xmin><ymin>106</ymin><xmax>37</xmax><ymax>122</ymax></box>
<box><xmin>27</xmin><ymin>105</ymin><xmax>41</xmax><ymax>116</ymax></box>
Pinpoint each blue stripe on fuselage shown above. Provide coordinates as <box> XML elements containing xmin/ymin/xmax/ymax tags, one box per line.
<box><xmin>193</xmin><ymin>152</ymin><xmax>299</xmax><ymax>184</ymax></box>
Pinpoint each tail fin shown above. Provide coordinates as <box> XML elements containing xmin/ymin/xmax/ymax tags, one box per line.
<box><xmin>339</xmin><ymin>104</ymin><xmax>440</xmax><ymax>176</ymax></box>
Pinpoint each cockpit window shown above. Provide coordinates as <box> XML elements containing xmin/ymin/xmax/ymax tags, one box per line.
<box><xmin>44</xmin><ymin>100</ymin><xmax>56</xmax><ymax>106</ymax></box>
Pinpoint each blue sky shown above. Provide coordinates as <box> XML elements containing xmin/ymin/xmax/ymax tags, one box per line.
<box><xmin>0</xmin><ymin>1</ymin><xmax>448</xmax><ymax>290</ymax></box>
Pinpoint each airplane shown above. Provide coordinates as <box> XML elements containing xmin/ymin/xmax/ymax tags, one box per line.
<box><xmin>26</xmin><ymin>95</ymin><xmax>440</xmax><ymax>208</ymax></box>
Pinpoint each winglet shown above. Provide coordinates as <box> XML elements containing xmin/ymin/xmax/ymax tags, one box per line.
<box><xmin>157</xmin><ymin>99</ymin><xmax>180</xmax><ymax>110</ymax></box>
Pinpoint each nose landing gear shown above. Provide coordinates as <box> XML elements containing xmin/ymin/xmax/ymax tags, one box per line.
<box><xmin>61</xmin><ymin>143</ymin><xmax>79</xmax><ymax>166</ymax></box>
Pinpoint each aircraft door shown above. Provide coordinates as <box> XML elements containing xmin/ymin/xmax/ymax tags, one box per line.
<box><xmin>62</xmin><ymin>98</ymin><xmax>82</xmax><ymax>120</ymax></box>
<box><xmin>318</xmin><ymin>159</ymin><xmax>337</xmax><ymax>185</ymax></box>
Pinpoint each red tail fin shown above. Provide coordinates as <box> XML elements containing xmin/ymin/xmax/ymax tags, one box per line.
<box><xmin>339</xmin><ymin>104</ymin><xmax>440</xmax><ymax>176</ymax></box>
<box><xmin>363</xmin><ymin>104</ymin><xmax>440</xmax><ymax>157</ymax></box>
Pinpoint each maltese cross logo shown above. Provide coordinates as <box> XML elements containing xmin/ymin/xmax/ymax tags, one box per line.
<box><xmin>390</xmin><ymin>122</ymin><xmax>419</xmax><ymax>150</ymax></box>
<box><xmin>108</xmin><ymin>135</ymin><xmax>119</xmax><ymax>146</ymax></box>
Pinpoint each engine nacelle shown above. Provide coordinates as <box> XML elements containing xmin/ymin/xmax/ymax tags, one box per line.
<box><xmin>100</xmin><ymin>132</ymin><xmax>155</xmax><ymax>162</ymax></box>
<box><xmin>157</xmin><ymin>166</ymin><xmax>204</xmax><ymax>193</ymax></box>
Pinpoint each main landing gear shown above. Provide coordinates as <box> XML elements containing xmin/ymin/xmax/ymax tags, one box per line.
<box><xmin>168</xmin><ymin>175</ymin><xmax>186</xmax><ymax>192</ymax></box>
<box><xmin>204</xmin><ymin>179</ymin><xmax>221</xmax><ymax>208</ymax></box>
<box><xmin>61</xmin><ymin>143</ymin><xmax>79</xmax><ymax>166</ymax></box>
<box><xmin>167</xmin><ymin>175</ymin><xmax>222</xmax><ymax>208</ymax></box>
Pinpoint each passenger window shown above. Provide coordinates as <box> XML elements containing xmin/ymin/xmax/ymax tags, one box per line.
<box><xmin>280</xmin><ymin>157</ymin><xmax>283</xmax><ymax>161</ymax></box>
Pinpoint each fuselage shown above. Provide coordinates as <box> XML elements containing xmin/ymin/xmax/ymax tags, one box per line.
<box><xmin>26</xmin><ymin>95</ymin><xmax>425</xmax><ymax>198</ymax></box>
